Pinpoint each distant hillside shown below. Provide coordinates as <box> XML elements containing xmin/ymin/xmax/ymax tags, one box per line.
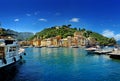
<box><xmin>18</xmin><ymin>32</ymin><xmax>34</xmax><ymax>40</ymax></box>
<box><xmin>0</xmin><ymin>28</ymin><xmax>34</xmax><ymax>41</ymax></box>
<box><xmin>28</xmin><ymin>25</ymin><xmax>116</xmax><ymax>46</ymax></box>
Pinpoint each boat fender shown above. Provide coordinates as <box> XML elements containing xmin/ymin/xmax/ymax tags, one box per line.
<box><xmin>20</xmin><ymin>55</ymin><xmax>22</xmax><ymax>59</ymax></box>
<box><xmin>2</xmin><ymin>58</ymin><xmax>7</xmax><ymax>64</ymax></box>
<box><xmin>24</xmin><ymin>53</ymin><xmax>26</xmax><ymax>55</ymax></box>
<box><xmin>13</xmin><ymin>57</ymin><xmax>16</xmax><ymax>62</ymax></box>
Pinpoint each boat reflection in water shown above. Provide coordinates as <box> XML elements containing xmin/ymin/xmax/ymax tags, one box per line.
<box><xmin>0</xmin><ymin>60</ymin><xmax>25</xmax><ymax>81</ymax></box>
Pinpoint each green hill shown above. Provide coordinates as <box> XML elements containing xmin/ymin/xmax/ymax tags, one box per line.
<box><xmin>36</xmin><ymin>25</ymin><xmax>77</xmax><ymax>38</ymax></box>
<box><xmin>28</xmin><ymin>25</ymin><xmax>116</xmax><ymax>46</ymax></box>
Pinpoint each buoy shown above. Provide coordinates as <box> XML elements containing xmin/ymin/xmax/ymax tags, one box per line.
<box><xmin>24</xmin><ymin>53</ymin><xmax>26</xmax><ymax>55</ymax></box>
<box><xmin>13</xmin><ymin>57</ymin><xmax>16</xmax><ymax>62</ymax></box>
<box><xmin>20</xmin><ymin>55</ymin><xmax>22</xmax><ymax>59</ymax></box>
<box><xmin>2</xmin><ymin>58</ymin><xmax>7</xmax><ymax>64</ymax></box>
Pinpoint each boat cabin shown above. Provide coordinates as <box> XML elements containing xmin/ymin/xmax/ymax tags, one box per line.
<box><xmin>0</xmin><ymin>39</ymin><xmax>19</xmax><ymax>59</ymax></box>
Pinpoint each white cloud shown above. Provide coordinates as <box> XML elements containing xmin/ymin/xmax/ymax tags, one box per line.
<box><xmin>115</xmin><ymin>34</ymin><xmax>120</xmax><ymax>41</ymax></box>
<box><xmin>70</xmin><ymin>18</ymin><xmax>79</xmax><ymax>22</ymax></box>
<box><xmin>102</xmin><ymin>30</ymin><xmax>120</xmax><ymax>41</ymax></box>
<box><xmin>14</xmin><ymin>19</ymin><xmax>19</xmax><ymax>22</ymax></box>
<box><xmin>102</xmin><ymin>30</ymin><xmax>114</xmax><ymax>37</ymax></box>
<box><xmin>26</xmin><ymin>14</ymin><xmax>31</xmax><ymax>16</ymax></box>
<box><xmin>38</xmin><ymin>18</ymin><xmax>47</xmax><ymax>22</ymax></box>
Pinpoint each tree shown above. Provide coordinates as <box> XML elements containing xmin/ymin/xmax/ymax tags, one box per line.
<box><xmin>108</xmin><ymin>37</ymin><xmax>116</xmax><ymax>45</ymax></box>
<box><xmin>74</xmin><ymin>27</ymin><xmax>77</xmax><ymax>30</ymax></box>
<box><xmin>68</xmin><ymin>24</ymin><xmax>72</xmax><ymax>27</ymax></box>
<box><xmin>81</xmin><ymin>28</ymin><xmax>86</xmax><ymax>31</ymax></box>
<box><xmin>79</xmin><ymin>28</ymin><xmax>81</xmax><ymax>31</ymax></box>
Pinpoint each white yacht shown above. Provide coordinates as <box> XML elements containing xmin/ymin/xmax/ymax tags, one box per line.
<box><xmin>0</xmin><ymin>39</ymin><xmax>25</xmax><ymax>68</ymax></box>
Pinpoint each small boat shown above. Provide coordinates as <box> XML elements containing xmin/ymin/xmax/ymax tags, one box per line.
<box><xmin>70</xmin><ymin>45</ymin><xmax>79</xmax><ymax>48</ymax></box>
<box><xmin>92</xmin><ymin>46</ymin><xmax>113</xmax><ymax>54</ymax></box>
<box><xmin>108</xmin><ymin>49</ymin><xmax>120</xmax><ymax>59</ymax></box>
<box><xmin>85</xmin><ymin>47</ymin><xmax>97</xmax><ymax>51</ymax></box>
<box><xmin>85</xmin><ymin>47</ymin><xmax>97</xmax><ymax>54</ymax></box>
<box><xmin>34</xmin><ymin>46</ymin><xmax>42</xmax><ymax>48</ymax></box>
<box><xmin>47</xmin><ymin>45</ymin><xmax>59</xmax><ymax>48</ymax></box>
<box><xmin>0</xmin><ymin>39</ymin><xmax>25</xmax><ymax>68</ymax></box>
<box><xmin>86</xmin><ymin>45</ymin><xmax>113</xmax><ymax>54</ymax></box>
<box><xmin>93</xmin><ymin>50</ymin><xmax>112</xmax><ymax>54</ymax></box>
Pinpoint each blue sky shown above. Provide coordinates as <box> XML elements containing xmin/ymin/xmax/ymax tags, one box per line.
<box><xmin>0</xmin><ymin>0</ymin><xmax>120</xmax><ymax>40</ymax></box>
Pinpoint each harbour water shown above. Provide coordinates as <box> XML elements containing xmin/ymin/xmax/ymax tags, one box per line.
<box><xmin>1</xmin><ymin>47</ymin><xmax>120</xmax><ymax>81</ymax></box>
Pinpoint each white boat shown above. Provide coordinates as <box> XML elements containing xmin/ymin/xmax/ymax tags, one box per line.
<box><xmin>34</xmin><ymin>46</ymin><xmax>42</xmax><ymax>48</ymax></box>
<box><xmin>94</xmin><ymin>50</ymin><xmax>112</xmax><ymax>54</ymax></box>
<box><xmin>47</xmin><ymin>45</ymin><xmax>59</xmax><ymax>48</ymax></box>
<box><xmin>0</xmin><ymin>39</ymin><xmax>25</xmax><ymax>68</ymax></box>
<box><xmin>85</xmin><ymin>45</ymin><xmax>101</xmax><ymax>54</ymax></box>
<box><xmin>70</xmin><ymin>45</ymin><xmax>79</xmax><ymax>48</ymax></box>
<box><xmin>93</xmin><ymin>46</ymin><xmax>113</xmax><ymax>54</ymax></box>
<box><xmin>85</xmin><ymin>47</ymin><xmax>97</xmax><ymax>51</ymax></box>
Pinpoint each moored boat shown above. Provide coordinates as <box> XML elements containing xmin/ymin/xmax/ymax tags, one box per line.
<box><xmin>47</xmin><ymin>45</ymin><xmax>59</xmax><ymax>48</ymax></box>
<box><xmin>108</xmin><ymin>48</ymin><xmax>120</xmax><ymax>59</ymax></box>
<box><xmin>34</xmin><ymin>46</ymin><xmax>42</xmax><ymax>48</ymax></box>
<box><xmin>0</xmin><ymin>39</ymin><xmax>25</xmax><ymax>68</ymax></box>
<box><xmin>85</xmin><ymin>47</ymin><xmax>97</xmax><ymax>51</ymax></box>
<box><xmin>70</xmin><ymin>45</ymin><xmax>79</xmax><ymax>48</ymax></box>
<box><xmin>85</xmin><ymin>46</ymin><xmax>100</xmax><ymax>54</ymax></box>
<box><xmin>94</xmin><ymin>50</ymin><xmax>112</xmax><ymax>54</ymax></box>
<box><xmin>86</xmin><ymin>45</ymin><xmax>113</xmax><ymax>54</ymax></box>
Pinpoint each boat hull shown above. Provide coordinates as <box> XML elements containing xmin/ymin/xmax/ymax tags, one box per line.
<box><xmin>110</xmin><ymin>54</ymin><xmax>120</xmax><ymax>59</ymax></box>
<box><xmin>0</xmin><ymin>53</ymin><xmax>24</xmax><ymax>69</ymax></box>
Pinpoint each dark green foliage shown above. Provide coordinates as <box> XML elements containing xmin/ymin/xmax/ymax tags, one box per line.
<box><xmin>83</xmin><ymin>30</ymin><xmax>93</xmax><ymax>38</ymax></box>
<box><xmin>0</xmin><ymin>28</ymin><xmax>7</xmax><ymax>35</ymax></box>
<box><xmin>79</xmin><ymin>28</ymin><xmax>81</xmax><ymax>31</ymax></box>
<box><xmin>81</xmin><ymin>28</ymin><xmax>86</xmax><ymax>31</ymax></box>
<box><xmin>35</xmin><ymin>25</ymin><xmax>76</xmax><ymax>39</ymax></box>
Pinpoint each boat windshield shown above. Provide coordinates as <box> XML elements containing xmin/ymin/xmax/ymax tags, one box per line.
<box><xmin>5</xmin><ymin>40</ymin><xmax>14</xmax><ymax>45</ymax></box>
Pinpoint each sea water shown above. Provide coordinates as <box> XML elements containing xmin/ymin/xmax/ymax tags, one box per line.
<box><xmin>1</xmin><ymin>47</ymin><xmax>120</xmax><ymax>81</ymax></box>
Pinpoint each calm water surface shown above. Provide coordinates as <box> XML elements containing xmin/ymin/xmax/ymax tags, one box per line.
<box><xmin>1</xmin><ymin>47</ymin><xmax>120</xmax><ymax>81</ymax></box>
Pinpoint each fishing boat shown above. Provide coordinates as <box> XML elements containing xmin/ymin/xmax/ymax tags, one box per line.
<box><xmin>0</xmin><ymin>39</ymin><xmax>25</xmax><ymax>68</ymax></box>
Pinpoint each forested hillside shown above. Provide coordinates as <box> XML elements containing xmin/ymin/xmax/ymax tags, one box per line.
<box><xmin>28</xmin><ymin>25</ymin><xmax>116</xmax><ymax>45</ymax></box>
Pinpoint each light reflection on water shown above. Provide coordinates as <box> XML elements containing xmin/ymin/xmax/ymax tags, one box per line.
<box><xmin>1</xmin><ymin>47</ymin><xmax>120</xmax><ymax>81</ymax></box>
